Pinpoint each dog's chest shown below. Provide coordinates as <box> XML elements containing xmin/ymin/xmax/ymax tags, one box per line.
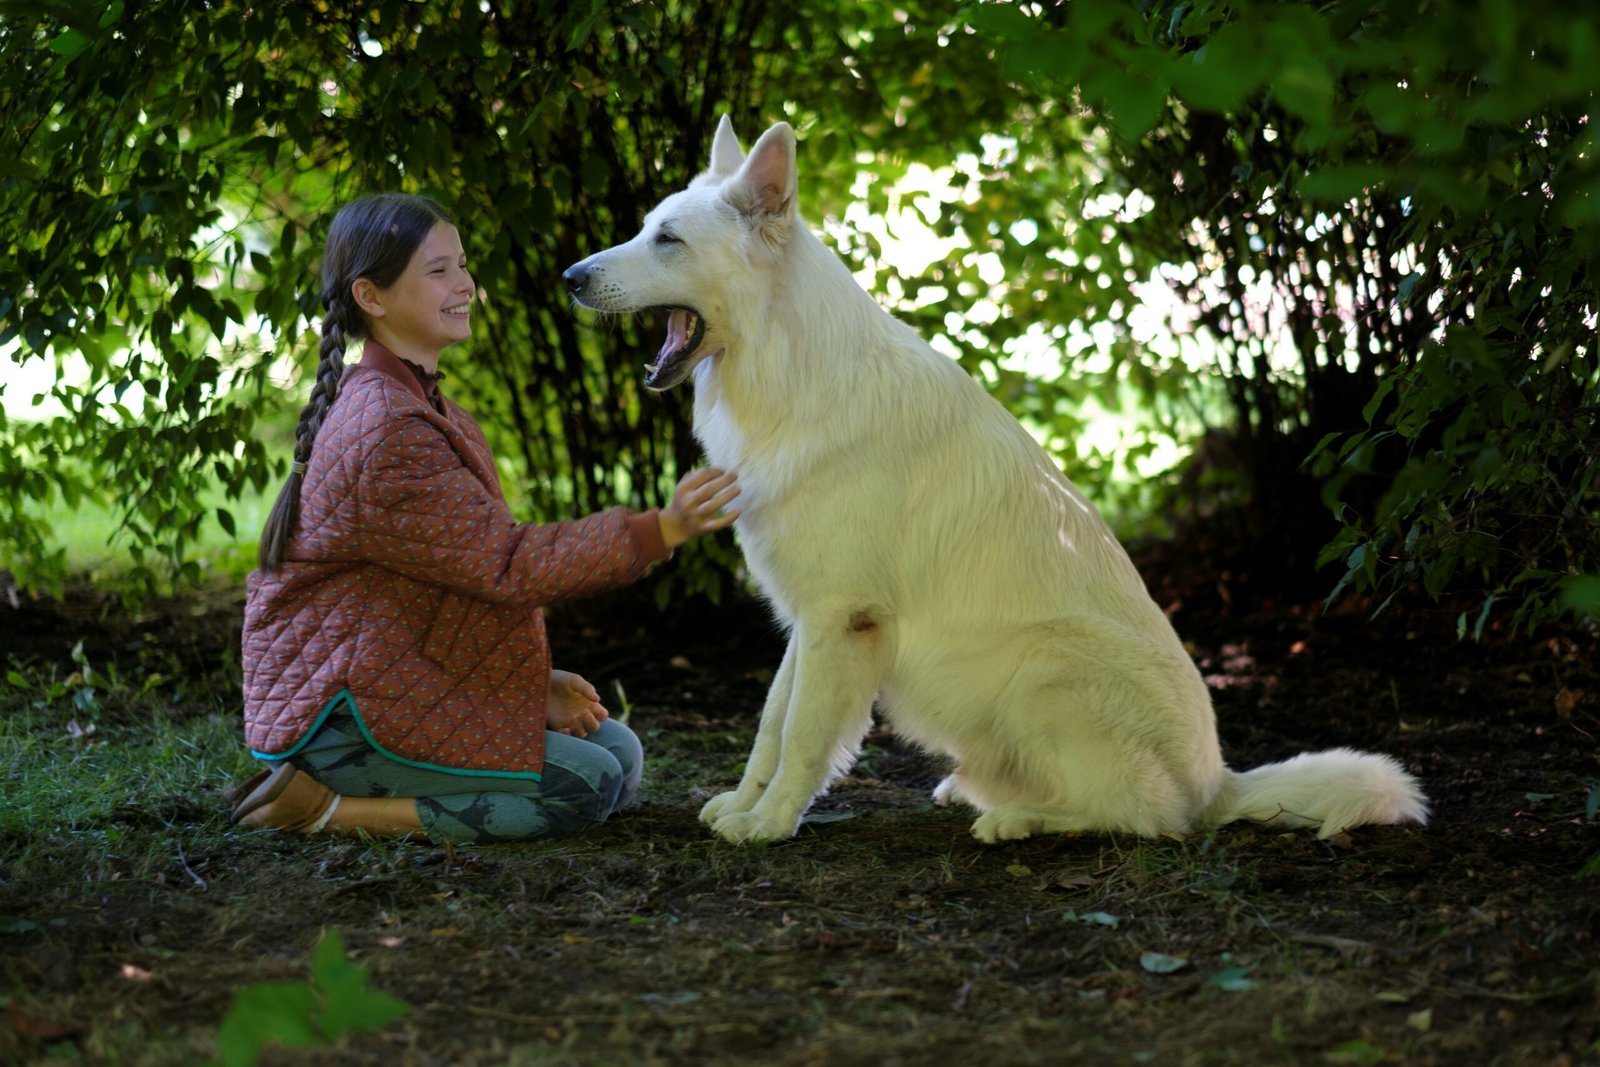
<box><xmin>693</xmin><ymin>406</ymin><xmax>745</xmax><ymax>477</ymax></box>
<box><xmin>694</xmin><ymin>382</ymin><xmax>896</xmax><ymax>608</ymax></box>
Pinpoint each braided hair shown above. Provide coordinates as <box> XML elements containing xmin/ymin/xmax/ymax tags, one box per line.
<box><xmin>257</xmin><ymin>194</ymin><xmax>455</xmax><ymax>570</ymax></box>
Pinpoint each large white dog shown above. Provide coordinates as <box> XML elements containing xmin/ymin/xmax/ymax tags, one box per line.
<box><xmin>564</xmin><ymin>118</ymin><xmax>1429</xmax><ymax>845</ymax></box>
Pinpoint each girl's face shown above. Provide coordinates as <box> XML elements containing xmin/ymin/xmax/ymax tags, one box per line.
<box><xmin>360</xmin><ymin>221</ymin><xmax>474</xmax><ymax>360</ymax></box>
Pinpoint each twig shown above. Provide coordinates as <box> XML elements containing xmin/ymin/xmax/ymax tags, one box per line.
<box><xmin>1285</xmin><ymin>931</ymin><xmax>1375</xmax><ymax>956</ymax></box>
<box><xmin>175</xmin><ymin>842</ymin><xmax>207</xmax><ymax>892</ymax></box>
<box><xmin>1443</xmin><ymin>981</ymin><xmax>1589</xmax><ymax>1004</ymax></box>
<box><xmin>449</xmin><ymin>1002</ymin><xmax>705</xmax><ymax>1027</ymax></box>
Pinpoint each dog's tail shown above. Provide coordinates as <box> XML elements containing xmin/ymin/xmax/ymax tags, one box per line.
<box><xmin>1204</xmin><ymin>748</ymin><xmax>1429</xmax><ymax>838</ymax></box>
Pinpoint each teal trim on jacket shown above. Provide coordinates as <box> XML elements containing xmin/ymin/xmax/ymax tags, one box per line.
<box><xmin>250</xmin><ymin>689</ymin><xmax>542</xmax><ymax>781</ymax></box>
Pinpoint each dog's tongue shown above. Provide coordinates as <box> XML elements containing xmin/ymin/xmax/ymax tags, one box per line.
<box><xmin>659</xmin><ymin>309</ymin><xmax>691</xmax><ymax>361</ymax></box>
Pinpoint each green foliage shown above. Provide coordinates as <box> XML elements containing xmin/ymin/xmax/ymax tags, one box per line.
<box><xmin>4</xmin><ymin>0</ymin><xmax>1596</xmax><ymax>635</ymax></box>
<box><xmin>965</xmin><ymin>0</ymin><xmax>1600</xmax><ymax>632</ymax></box>
<box><xmin>214</xmin><ymin>929</ymin><xmax>409</xmax><ymax>1067</ymax></box>
<box><xmin>0</xmin><ymin>0</ymin><xmax>1036</xmax><ymax>606</ymax></box>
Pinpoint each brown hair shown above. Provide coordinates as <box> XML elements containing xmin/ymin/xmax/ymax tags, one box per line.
<box><xmin>257</xmin><ymin>194</ymin><xmax>456</xmax><ymax>569</ymax></box>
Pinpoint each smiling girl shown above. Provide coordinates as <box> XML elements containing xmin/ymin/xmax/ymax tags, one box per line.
<box><xmin>230</xmin><ymin>193</ymin><xmax>739</xmax><ymax>842</ymax></box>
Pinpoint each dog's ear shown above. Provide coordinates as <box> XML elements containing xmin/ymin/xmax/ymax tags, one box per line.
<box><xmin>708</xmin><ymin>114</ymin><xmax>745</xmax><ymax>177</ymax></box>
<box><xmin>725</xmin><ymin>122</ymin><xmax>797</xmax><ymax>239</ymax></box>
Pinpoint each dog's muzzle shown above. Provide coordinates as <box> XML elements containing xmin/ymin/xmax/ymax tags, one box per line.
<box><xmin>563</xmin><ymin>261</ymin><xmax>706</xmax><ymax>393</ymax></box>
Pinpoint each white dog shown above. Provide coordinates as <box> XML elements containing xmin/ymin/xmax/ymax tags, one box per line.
<box><xmin>564</xmin><ymin>117</ymin><xmax>1429</xmax><ymax>845</ymax></box>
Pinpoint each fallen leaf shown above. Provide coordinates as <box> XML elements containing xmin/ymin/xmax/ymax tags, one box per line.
<box><xmin>1037</xmin><ymin>869</ymin><xmax>1097</xmax><ymax>892</ymax></box>
<box><xmin>1406</xmin><ymin>1007</ymin><xmax>1433</xmax><ymax>1031</ymax></box>
<box><xmin>1207</xmin><ymin>965</ymin><xmax>1255</xmax><ymax>991</ymax></box>
<box><xmin>1140</xmin><ymin>951</ymin><xmax>1190</xmax><ymax>974</ymax></box>
<box><xmin>799</xmin><ymin>810</ymin><xmax>856</xmax><ymax>825</ymax></box>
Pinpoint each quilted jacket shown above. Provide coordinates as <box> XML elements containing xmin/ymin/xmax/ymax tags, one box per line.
<box><xmin>242</xmin><ymin>340</ymin><xmax>669</xmax><ymax>776</ymax></box>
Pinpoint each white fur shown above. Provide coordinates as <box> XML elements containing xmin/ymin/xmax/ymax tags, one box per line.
<box><xmin>566</xmin><ymin>117</ymin><xmax>1430</xmax><ymax>845</ymax></box>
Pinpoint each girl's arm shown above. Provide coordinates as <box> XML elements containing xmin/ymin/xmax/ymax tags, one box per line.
<box><xmin>338</xmin><ymin>411</ymin><xmax>668</xmax><ymax>606</ymax></box>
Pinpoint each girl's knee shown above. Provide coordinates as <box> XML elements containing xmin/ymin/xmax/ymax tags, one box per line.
<box><xmin>593</xmin><ymin>720</ymin><xmax>644</xmax><ymax>806</ymax></box>
<box><xmin>540</xmin><ymin>724</ymin><xmax>643</xmax><ymax>826</ymax></box>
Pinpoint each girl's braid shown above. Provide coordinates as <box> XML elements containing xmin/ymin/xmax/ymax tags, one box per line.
<box><xmin>257</xmin><ymin>293</ymin><xmax>354</xmax><ymax>569</ymax></box>
<box><xmin>292</xmin><ymin>294</ymin><xmax>354</xmax><ymax>463</ymax></box>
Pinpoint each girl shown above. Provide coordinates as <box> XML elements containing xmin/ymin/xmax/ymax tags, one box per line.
<box><xmin>229</xmin><ymin>193</ymin><xmax>740</xmax><ymax>843</ymax></box>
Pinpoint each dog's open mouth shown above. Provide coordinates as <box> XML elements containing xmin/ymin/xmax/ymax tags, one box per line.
<box><xmin>645</xmin><ymin>306</ymin><xmax>706</xmax><ymax>391</ymax></box>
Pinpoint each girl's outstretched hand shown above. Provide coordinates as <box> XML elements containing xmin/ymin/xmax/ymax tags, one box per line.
<box><xmin>659</xmin><ymin>468</ymin><xmax>741</xmax><ymax>549</ymax></box>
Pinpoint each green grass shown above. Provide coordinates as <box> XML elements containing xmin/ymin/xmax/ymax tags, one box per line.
<box><xmin>0</xmin><ymin>696</ymin><xmax>249</xmax><ymax>889</ymax></box>
<box><xmin>0</xmin><ymin>634</ymin><xmax>254</xmax><ymax>889</ymax></box>
<box><xmin>0</xmin><ymin>707</ymin><xmax>242</xmax><ymax>834</ymax></box>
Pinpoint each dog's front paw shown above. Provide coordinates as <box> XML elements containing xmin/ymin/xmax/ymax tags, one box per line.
<box><xmin>970</xmin><ymin>807</ymin><xmax>1042</xmax><ymax>844</ymax></box>
<box><xmin>699</xmin><ymin>790</ymin><xmax>743</xmax><ymax>826</ymax></box>
<box><xmin>711</xmin><ymin>809</ymin><xmax>798</xmax><ymax>845</ymax></box>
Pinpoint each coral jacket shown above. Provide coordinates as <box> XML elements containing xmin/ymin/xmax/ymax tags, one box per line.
<box><xmin>241</xmin><ymin>340</ymin><xmax>668</xmax><ymax>776</ymax></box>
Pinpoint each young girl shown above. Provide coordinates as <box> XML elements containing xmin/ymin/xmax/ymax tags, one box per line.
<box><xmin>229</xmin><ymin>193</ymin><xmax>740</xmax><ymax>842</ymax></box>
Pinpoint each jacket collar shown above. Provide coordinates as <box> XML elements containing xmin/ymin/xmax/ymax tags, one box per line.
<box><xmin>358</xmin><ymin>338</ymin><xmax>430</xmax><ymax>404</ymax></box>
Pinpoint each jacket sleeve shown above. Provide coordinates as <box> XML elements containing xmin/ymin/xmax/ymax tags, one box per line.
<box><xmin>338</xmin><ymin>408</ymin><xmax>670</xmax><ymax>606</ymax></box>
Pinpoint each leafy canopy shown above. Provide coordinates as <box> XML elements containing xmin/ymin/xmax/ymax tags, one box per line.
<box><xmin>2</xmin><ymin>0</ymin><xmax>1596</xmax><ymax>634</ymax></box>
<box><xmin>965</xmin><ymin>0</ymin><xmax>1599</xmax><ymax>632</ymax></box>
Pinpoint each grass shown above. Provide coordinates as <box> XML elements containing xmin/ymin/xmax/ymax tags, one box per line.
<box><xmin>0</xmin><ymin>654</ymin><xmax>251</xmax><ymax>902</ymax></box>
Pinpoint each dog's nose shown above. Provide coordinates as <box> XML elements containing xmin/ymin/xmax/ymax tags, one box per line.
<box><xmin>562</xmin><ymin>264</ymin><xmax>588</xmax><ymax>293</ymax></box>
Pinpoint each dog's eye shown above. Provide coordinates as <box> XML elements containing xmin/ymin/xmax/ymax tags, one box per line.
<box><xmin>654</xmin><ymin>231</ymin><xmax>683</xmax><ymax>246</ymax></box>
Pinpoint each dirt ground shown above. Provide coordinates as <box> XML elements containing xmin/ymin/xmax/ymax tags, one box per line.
<box><xmin>1</xmin><ymin>550</ymin><xmax>1598</xmax><ymax>1065</ymax></box>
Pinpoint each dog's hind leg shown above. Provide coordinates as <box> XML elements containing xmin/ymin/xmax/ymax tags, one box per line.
<box><xmin>947</xmin><ymin>619</ymin><xmax>1211</xmax><ymax>843</ymax></box>
<box><xmin>700</xmin><ymin>637</ymin><xmax>798</xmax><ymax>825</ymax></box>
<box><xmin>709</xmin><ymin>610</ymin><xmax>887</xmax><ymax>844</ymax></box>
<box><xmin>970</xmin><ymin>802</ymin><xmax>1098</xmax><ymax>843</ymax></box>
<box><xmin>932</xmin><ymin>770</ymin><xmax>967</xmax><ymax>807</ymax></box>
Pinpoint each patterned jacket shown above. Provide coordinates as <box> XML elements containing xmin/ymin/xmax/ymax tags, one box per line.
<box><xmin>241</xmin><ymin>341</ymin><xmax>668</xmax><ymax>776</ymax></box>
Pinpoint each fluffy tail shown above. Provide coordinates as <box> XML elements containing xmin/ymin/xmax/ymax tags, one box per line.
<box><xmin>1206</xmin><ymin>748</ymin><xmax>1429</xmax><ymax>838</ymax></box>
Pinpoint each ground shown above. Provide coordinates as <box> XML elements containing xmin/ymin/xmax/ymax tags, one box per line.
<box><xmin>0</xmin><ymin>550</ymin><xmax>1597</xmax><ymax>1066</ymax></box>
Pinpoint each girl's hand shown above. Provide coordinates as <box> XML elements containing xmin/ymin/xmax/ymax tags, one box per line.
<box><xmin>659</xmin><ymin>468</ymin><xmax>741</xmax><ymax>549</ymax></box>
<box><xmin>548</xmin><ymin>669</ymin><xmax>608</xmax><ymax>739</ymax></box>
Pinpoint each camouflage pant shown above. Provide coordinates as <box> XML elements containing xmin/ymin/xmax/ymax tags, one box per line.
<box><xmin>284</xmin><ymin>705</ymin><xmax>642</xmax><ymax>844</ymax></box>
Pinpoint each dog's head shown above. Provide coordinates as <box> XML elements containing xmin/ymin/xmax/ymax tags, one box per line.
<box><xmin>563</xmin><ymin>117</ymin><xmax>798</xmax><ymax>391</ymax></box>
